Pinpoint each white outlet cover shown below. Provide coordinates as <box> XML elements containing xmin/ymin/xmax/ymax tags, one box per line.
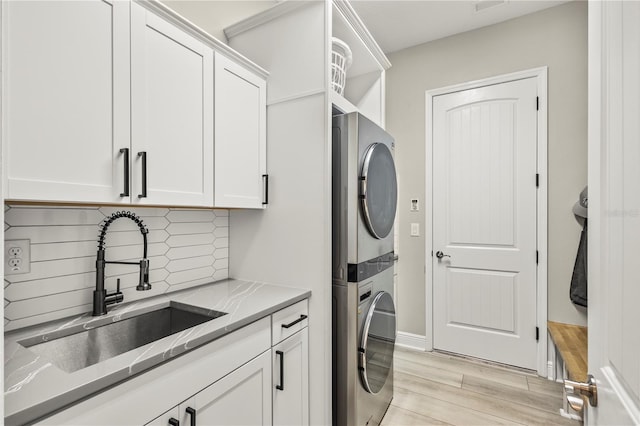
<box><xmin>5</xmin><ymin>239</ymin><xmax>31</xmax><ymax>275</ymax></box>
<box><xmin>410</xmin><ymin>223</ymin><xmax>420</xmax><ymax>237</ymax></box>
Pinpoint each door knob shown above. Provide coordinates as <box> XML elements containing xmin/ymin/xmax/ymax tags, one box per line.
<box><xmin>435</xmin><ymin>251</ymin><xmax>450</xmax><ymax>259</ymax></box>
<box><xmin>564</xmin><ymin>374</ymin><xmax>598</xmax><ymax>410</ymax></box>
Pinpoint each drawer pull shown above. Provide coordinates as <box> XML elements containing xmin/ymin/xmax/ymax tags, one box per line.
<box><xmin>276</xmin><ymin>350</ymin><xmax>284</xmax><ymax>391</ymax></box>
<box><xmin>168</xmin><ymin>418</ymin><xmax>179</xmax><ymax>426</ymax></box>
<box><xmin>138</xmin><ymin>151</ymin><xmax>147</xmax><ymax>198</ymax></box>
<box><xmin>185</xmin><ymin>407</ymin><xmax>196</xmax><ymax>426</ymax></box>
<box><xmin>281</xmin><ymin>314</ymin><xmax>307</xmax><ymax>329</ymax></box>
<box><xmin>262</xmin><ymin>174</ymin><xmax>269</xmax><ymax>205</ymax></box>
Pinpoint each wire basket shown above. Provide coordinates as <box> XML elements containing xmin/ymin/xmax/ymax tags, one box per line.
<box><xmin>331</xmin><ymin>37</ymin><xmax>353</xmax><ymax>95</ymax></box>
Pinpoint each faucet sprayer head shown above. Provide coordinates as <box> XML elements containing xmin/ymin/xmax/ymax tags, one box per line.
<box><xmin>137</xmin><ymin>258</ymin><xmax>152</xmax><ymax>291</ymax></box>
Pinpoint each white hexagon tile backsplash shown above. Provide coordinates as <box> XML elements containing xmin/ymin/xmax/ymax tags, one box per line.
<box><xmin>4</xmin><ymin>205</ymin><xmax>229</xmax><ymax>331</ymax></box>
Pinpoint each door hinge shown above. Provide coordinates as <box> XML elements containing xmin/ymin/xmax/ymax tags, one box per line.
<box><xmin>536</xmin><ymin>250</ymin><xmax>539</xmax><ymax>264</ymax></box>
<box><xmin>536</xmin><ymin>96</ymin><xmax>539</xmax><ymax>111</ymax></box>
<box><xmin>536</xmin><ymin>327</ymin><xmax>540</xmax><ymax>341</ymax></box>
<box><xmin>536</xmin><ymin>173</ymin><xmax>539</xmax><ymax>188</ymax></box>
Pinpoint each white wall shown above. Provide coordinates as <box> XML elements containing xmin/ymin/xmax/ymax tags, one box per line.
<box><xmin>387</xmin><ymin>1</ymin><xmax>588</xmax><ymax>336</ymax></box>
<box><xmin>225</xmin><ymin>4</ymin><xmax>332</xmax><ymax>425</ymax></box>
<box><xmin>160</xmin><ymin>0</ymin><xmax>276</xmax><ymax>42</ymax></box>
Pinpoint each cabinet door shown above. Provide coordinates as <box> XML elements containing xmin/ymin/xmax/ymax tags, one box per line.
<box><xmin>131</xmin><ymin>3</ymin><xmax>213</xmax><ymax>207</ymax></box>
<box><xmin>191</xmin><ymin>350</ymin><xmax>272</xmax><ymax>425</ymax></box>
<box><xmin>4</xmin><ymin>0</ymin><xmax>130</xmax><ymax>203</ymax></box>
<box><xmin>273</xmin><ymin>328</ymin><xmax>309</xmax><ymax>426</ymax></box>
<box><xmin>214</xmin><ymin>52</ymin><xmax>267</xmax><ymax>209</ymax></box>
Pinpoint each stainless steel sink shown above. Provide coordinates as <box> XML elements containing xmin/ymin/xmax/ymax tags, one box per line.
<box><xmin>20</xmin><ymin>302</ymin><xmax>227</xmax><ymax>373</ymax></box>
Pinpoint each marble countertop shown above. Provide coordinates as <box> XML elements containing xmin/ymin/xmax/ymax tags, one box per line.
<box><xmin>4</xmin><ymin>279</ymin><xmax>311</xmax><ymax>425</ymax></box>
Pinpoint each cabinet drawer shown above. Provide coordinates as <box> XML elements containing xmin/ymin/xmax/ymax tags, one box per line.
<box><xmin>272</xmin><ymin>300</ymin><xmax>308</xmax><ymax>345</ymax></box>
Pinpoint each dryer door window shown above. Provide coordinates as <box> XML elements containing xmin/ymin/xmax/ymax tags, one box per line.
<box><xmin>359</xmin><ymin>291</ymin><xmax>396</xmax><ymax>394</ymax></box>
<box><xmin>360</xmin><ymin>143</ymin><xmax>398</xmax><ymax>239</ymax></box>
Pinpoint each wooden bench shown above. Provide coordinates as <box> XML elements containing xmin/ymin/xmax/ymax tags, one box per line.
<box><xmin>547</xmin><ymin>321</ymin><xmax>588</xmax><ymax>419</ymax></box>
<box><xmin>547</xmin><ymin>321</ymin><xmax>588</xmax><ymax>382</ymax></box>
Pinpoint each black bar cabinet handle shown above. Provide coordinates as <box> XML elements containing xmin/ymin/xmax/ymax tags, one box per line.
<box><xmin>119</xmin><ymin>148</ymin><xmax>130</xmax><ymax>197</ymax></box>
<box><xmin>262</xmin><ymin>174</ymin><xmax>269</xmax><ymax>205</ymax></box>
<box><xmin>168</xmin><ymin>418</ymin><xmax>179</xmax><ymax>426</ymax></box>
<box><xmin>185</xmin><ymin>407</ymin><xmax>196</xmax><ymax>426</ymax></box>
<box><xmin>138</xmin><ymin>151</ymin><xmax>147</xmax><ymax>198</ymax></box>
<box><xmin>281</xmin><ymin>314</ymin><xmax>307</xmax><ymax>329</ymax></box>
<box><xmin>276</xmin><ymin>350</ymin><xmax>284</xmax><ymax>391</ymax></box>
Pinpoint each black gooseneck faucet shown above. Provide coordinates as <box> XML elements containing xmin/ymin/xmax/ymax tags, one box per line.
<box><xmin>93</xmin><ymin>211</ymin><xmax>151</xmax><ymax>316</ymax></box>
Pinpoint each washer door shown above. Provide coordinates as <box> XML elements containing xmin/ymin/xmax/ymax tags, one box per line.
<box><xmin>359</xmin><ymin>291</ymin><xmax>396</xmax><ymax>394</ymax></box>
<box><xmin>360</xmin><ymin>143</ymin><xmax>398</xmax><ymax>239</ymax></box>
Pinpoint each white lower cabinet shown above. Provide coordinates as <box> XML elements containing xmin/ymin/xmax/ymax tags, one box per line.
<box><xmin>273</xmin><ymin>328</ymin><xmax>309</xmax><ymax>426</ymax></box>
<box><xmin>193</xmin><ymin>351</ymin><xmax>272</xmax><ymax>426</ymax></box>
<box><xmin>147</xmin><ymin>351</ymin><xmax>272</xmax><ymax>426</ymax></box>
<box><xmin>147</xmin><ymin>310</ymin><xmax>309</xmax><ymax>426</ymax></box>
<box><xmin>34</xmin><ymin>302</ymin><xmax>308</xmax><ymax>426</ymax></box>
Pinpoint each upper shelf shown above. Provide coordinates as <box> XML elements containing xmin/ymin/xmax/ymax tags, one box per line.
<box><xmin>332</xmin><ymin>0</ymin><xmax>391</xmax><ymax>78</ymax></box>
<box><xmin>223</xmin><ymin>0</ymin><xmax>390</xmax><ymax>81</ymax></box>
<box><xmin>330</xmin><ymin>91</ymin><xmax>357</xmax><ymax>115</ymax></box>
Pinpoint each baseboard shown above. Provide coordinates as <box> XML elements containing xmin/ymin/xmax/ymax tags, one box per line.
<box><xmin>396</xmin><ymin>332</ymin><xmax>427</xmax><ymax>351</ymax></box>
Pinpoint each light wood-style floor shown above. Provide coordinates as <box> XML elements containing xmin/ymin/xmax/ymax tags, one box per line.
<box><xmin>380</xmin><ymin>347</ymin><xmax>581</xmax><ymax>426</ymax></box>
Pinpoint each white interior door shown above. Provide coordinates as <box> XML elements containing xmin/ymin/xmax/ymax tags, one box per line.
<box><xmin>586</xmin><ymin>2</ymin><xmax>640</xmax><ymax>423</ymax></box>
<box><xmin>432</xmin><ymin>78</ymin><xmax>538</xmax><ymax>370</ymax></box>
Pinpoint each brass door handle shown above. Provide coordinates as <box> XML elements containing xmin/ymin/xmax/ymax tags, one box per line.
<box><xmin>564</xmin><ymin>374</ymin><xmax>597</xmax><ymax>410</ymax></box>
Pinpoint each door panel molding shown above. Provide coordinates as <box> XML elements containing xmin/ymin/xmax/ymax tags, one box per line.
<box><xmin>425</xmin><ymin>67</ymin><xmax>548</xmax><ymax>376</ymax></box>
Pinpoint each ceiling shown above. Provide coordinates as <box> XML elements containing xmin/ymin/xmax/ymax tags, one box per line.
<box><xmin>349</xmin><ymin>0</ymin><xmax>570</xmax><ymax>54</ymax></box>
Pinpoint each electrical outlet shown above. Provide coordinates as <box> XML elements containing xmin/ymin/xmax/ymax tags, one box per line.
<box><xmin>8</xmin><ymin>247</ymin><xmax>22</xmax><ymax>257</ymax></box>
<box><xmin>5</xmin><ymin>239</ymin><xmax>31</xmax><ymax>275</ymax></box>
<box><xmin>410</xmin><ymin>198</ymin><xmax>419</xmax><ymax>212</ymax></box>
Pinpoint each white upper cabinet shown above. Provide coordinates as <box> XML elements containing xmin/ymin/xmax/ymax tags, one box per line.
<box><xmin>4</xmin><ymin>0</ymin><xmax>268</xmax><ymax>208</ymax></box>
<box><xmin>130</xmin><ymin>3</ymin><xmax>214</xmax><ymax>207</ymax></box>
<box><xmin>214</xmin><ymin>52</ymin><xmax>267</xmax><ymax>209</ymax></box>
<box><xmin>3</xmin><ymin>0</ymin><xmax>131</xmax><ymax>204</ymax></box>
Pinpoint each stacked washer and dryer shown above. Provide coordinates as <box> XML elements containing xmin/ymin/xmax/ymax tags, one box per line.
<box><xmin>332</xmin><ymin>112</ymin><xmax>398</xmax><ymax>426</ymax></box>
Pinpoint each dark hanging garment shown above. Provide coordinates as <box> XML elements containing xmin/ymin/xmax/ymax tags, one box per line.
<box><xmin>570</xmin><ymin>220</ymin><xmax>588</xmax><ymax>307</ymax></box>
